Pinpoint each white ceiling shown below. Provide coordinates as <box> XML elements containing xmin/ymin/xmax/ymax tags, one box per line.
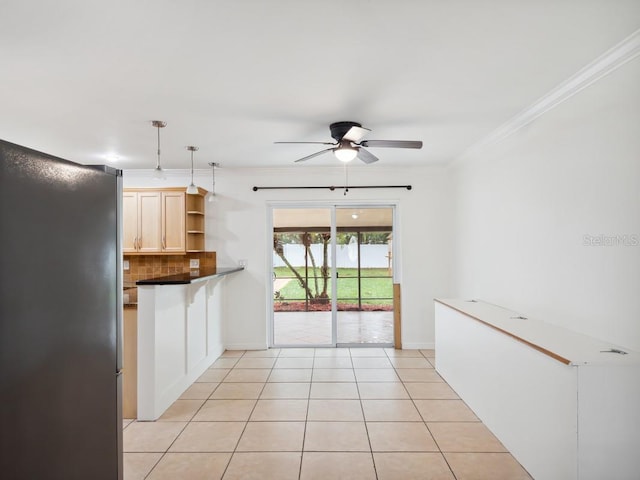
<box><xmin>1</xmin><ymin>1</ymin><xmax>638</xmax><ymax>170</ymax></box>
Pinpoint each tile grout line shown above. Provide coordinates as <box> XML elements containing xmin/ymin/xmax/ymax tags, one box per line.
<box><xmin>298</xmin><ymin>350</ymin><xmax>315</xmax><ymax>480</ymax></box>
<box><xmin>188</xmin><ymin>350</ymin><xmax>247</xmax><ymax>479</ymax></box>
<box><xmin>132</xmin><ymin>354</ymin><xmax>241</xmax><ymax>480</ymax></box>
<box><xmin>218</xmin><ymin>349</ymin><xmax>251</xmax><ymax>480</ymax></box>
<box><xmin>355</xmin><ymin>350</ymin><xmax>380</xmax><ymax>480</ymax></box>
<box><xmin>388</xmin><ymin>348</ymin><xmax>459</xmax><ymax>480</ymax></box>
<box><xmin>219</xmin><ymin>348</ymin><xmax>283</xmax><ymax>480</ymax></box>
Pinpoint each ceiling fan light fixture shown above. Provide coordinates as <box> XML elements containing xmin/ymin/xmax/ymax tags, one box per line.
<box><xmin>276</xmin><ymin>121</ymin><xmax>421</xmax><ymax>164</ymax></box>
<box><xmin>186</xmin><ymin>145</ymin><xmax>199</xmax><ymax>195</ymax></box>
<box><xmin>334</xmin><ymin>145</ymin><xmax>358</xmax><ymax>162</ymax></box>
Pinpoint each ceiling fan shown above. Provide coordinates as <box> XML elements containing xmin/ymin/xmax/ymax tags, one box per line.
<box><xmin>275</xmin><ymin>121</ymin><xmax>423</xmax><ymax>164</ymax></box>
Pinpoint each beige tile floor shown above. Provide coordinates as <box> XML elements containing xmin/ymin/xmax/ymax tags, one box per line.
<box><xmin>274</xmin><ymin>311</ymin><xmax>393</xmax><ymax>345</ymax></box>
<box><xmin>123</xmin><ymin>348</ymin><xmax>532</xmax><ymax>480</ymax></box>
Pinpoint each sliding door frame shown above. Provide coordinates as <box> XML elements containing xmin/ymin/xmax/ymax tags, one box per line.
<box><xmin>267</xmin><ymin>201</ymin><xmax>400</xmax><ymax>348</ymax></box>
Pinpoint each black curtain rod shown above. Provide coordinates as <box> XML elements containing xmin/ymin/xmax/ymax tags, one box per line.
<box><xmin>252</xmin><ymin>185</ymin><xmax>412</xmax><ymax>191</ymax></box>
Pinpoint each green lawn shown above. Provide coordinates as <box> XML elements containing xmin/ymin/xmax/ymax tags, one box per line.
<box><xmin>273</xmin><ymin>267</ymin><xmax>393</xmax><ymax>305</ymax></box>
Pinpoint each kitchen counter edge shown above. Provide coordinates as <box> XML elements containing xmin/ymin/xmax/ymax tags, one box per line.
<box><xmin>135</xmin><ymin>266</ymin><xmax>244</xmax><ymax>286</ymax></box>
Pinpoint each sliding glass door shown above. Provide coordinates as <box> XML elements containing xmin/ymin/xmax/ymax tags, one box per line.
<box><xmin>335</xmin><ymin>207</ymin><xmax>394</xmax><ymax>345</ymax></box>
<box><xmin>271</xmin><ymin>205</ymin><xmax>394</xmax><ymax>347</ymax></box>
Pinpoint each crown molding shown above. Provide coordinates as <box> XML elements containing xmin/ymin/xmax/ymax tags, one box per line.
<box><xmin>454</xmin><ymin>28</ymin><xmax>640</xmax><ymax>165</ymax></box>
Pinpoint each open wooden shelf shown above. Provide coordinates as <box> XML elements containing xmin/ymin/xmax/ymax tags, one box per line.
<box><xmin>186</xmin><ymin>188</ymin><xmax>207</xmax><ymax>253</ymax></box>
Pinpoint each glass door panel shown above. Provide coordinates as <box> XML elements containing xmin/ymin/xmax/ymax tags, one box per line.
<box><xmin>272</xmin><ymin>208</ymin><xmax>333</xmax><ymax>346</ymax></box>
<box><xmin>335</xmin><ymin>207</ymin><xmax>394</xmax><ymax>345</ymax></box>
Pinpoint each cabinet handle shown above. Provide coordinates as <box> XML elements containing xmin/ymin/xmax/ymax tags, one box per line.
<box><xmin>134</xmin><ymin>237</ymin><xmax>138</xmax><ymax>250</ymax></box>
<box><xmin>162</xmin><ymin>235</ymin><xmax>166</xmax><ymax>250</ymax></box>
<box><xmin>138</xmin><ymin>236</ymin><xmax>141</xmax><ymax>250</ymax></box>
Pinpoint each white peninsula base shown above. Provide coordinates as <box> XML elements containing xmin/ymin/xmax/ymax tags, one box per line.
<box><xmin>137</xmin><ymin>276</ymin><xmax>226</xmax><ymax>421</ymax></box>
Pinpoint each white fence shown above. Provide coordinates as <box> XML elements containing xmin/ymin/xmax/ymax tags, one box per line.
<box><xmin>273</xmin><ymin>243</ymin><xmax>391</xmax><ymax>269</ymax></box>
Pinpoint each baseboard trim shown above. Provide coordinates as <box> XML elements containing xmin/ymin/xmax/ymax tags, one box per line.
<box><xmin>403</xmin><ymin>342</ymin><xmax>435</xmax><ymax>350</ymax></box>
<box><xmin>225</xmin><ymin>342</ymin><xmax>435</xmax><ymax>351</ymax></box>
<box><xmin>224</xmin><ymin>343</ymin><xmax>269</xmax><ymax>351</ymax></box>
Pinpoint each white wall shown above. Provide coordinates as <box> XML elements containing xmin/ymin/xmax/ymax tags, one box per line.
<box><xmin>451</xmin><ymin>58</ymin><xmax>640</xmax><ymax>351</ymax></box>
<box><xmin>124</xmin><ymin>165</ymin><xmax>453</xmax><ymax>350</ymax></box>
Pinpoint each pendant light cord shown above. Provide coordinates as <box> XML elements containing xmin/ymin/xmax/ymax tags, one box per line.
<box><xmin>190</xmin><ymin>149</ymin><xmax>194</xmax><ymax>182</ymax></box>
<box><xmin>156</xmin><ymin>126</ymin><xmax>161</xmax><ymax>168</ymax></box>
<box><xmin>151</xmin><ymin>120</ymin><xmax>166</xmax><ymax>177</ymax></box>
<box><xmin>186</xmin><ymin>146</ymin><xmax>199</xmax><ymax>193</ymax></box>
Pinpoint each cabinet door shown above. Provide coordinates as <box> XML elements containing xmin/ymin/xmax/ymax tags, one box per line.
<box><xmin>137</xmin><ymin>191</ymin><xmax>162</xmax><ymax>253</ymax></box>
<box><xmin>161</xmin><ymin>191</ymin><xmax>186</xmax><ymax>253</ymax></box>
<box><xmin>122</xmin><ymin>307</ymin><xmax>137</xmax><ymax>419</ymax></box>
<box><xmin>122</xmin><ymin>192</ymin><xmax>139</xmax><ymax>253</ymax></box>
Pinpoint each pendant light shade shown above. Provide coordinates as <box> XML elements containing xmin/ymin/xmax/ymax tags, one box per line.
<box><xmin>334</xmin><ymin>141</ymin><xmax>358</xmax><ymax>163</ymax></box>
<box><xmin>207</xmin><ymin>162</ymin><xmax>219</xmax><ymax>202</ymax></box>
<box><xmin>153</xmin><ymin>165</ymin><xmax>165</xmax><ymax>179</ymax></box>
<box><xmin>151</xmin><ymin>120</ymin><xmax>167</xmax><ymax>179</ymax></box>
<box><xmin>334</xmin><ymin>147</ymin><xmax>357</xmax><ymax>162</ymax></box>
<box><xmin>186</xmin><ymin>146</ymin><xmax>199</xmax><ymax>194</ymax></box>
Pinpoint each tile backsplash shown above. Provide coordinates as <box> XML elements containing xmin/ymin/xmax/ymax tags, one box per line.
<box><xmin>123</xmin><ymin>251</ymin><xmax>216</xmax><ymax>287</ymax></box>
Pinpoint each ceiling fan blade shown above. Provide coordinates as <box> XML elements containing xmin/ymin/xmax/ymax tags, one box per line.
<box><xmin>357</xmin><ymin>147</ymin><xmax>379</xmax><ymax>164</ymax></box>
<box><xmin>294</xmin><ymin>148</ymin><xmax>334</xmax><ymax>163</ymax></box>
<box><xmin>275</xmin><ymin>141</ymin><xmax>336</xmax><ymax>145</ymax></box>
<box><xmin>360</xmin><ymin>140</ymin><xmax>423</xmax><ymax>149</ymax></box>
<box><xmin>342</xmin><ymin>126</ymin><xmax>371</xmax><ymax>142</ymax></box>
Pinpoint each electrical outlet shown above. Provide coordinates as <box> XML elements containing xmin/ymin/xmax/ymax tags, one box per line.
<box><xmin>123</xmin><ymin>260</ymin><xmax>130</xmax><ymax>271</ymax></box>
<box><xmin>238</xmin><ymin>259</ymin><xmax>247</xmax><ymax>268</ymax></box>
<box><xmin>190</xmin><ymin>259</ymin><xmax>200</xmax><ymax>268</ymax></box>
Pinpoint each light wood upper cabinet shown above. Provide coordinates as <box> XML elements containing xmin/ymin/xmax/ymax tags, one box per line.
<box><xmin>122</xmin><ymin>192</ymin><xmax>139</xmax><ymax>253</ymax></box>
<box><xmin>161</xmin><ymin>191</ymin><xmax>186</xmax><ymax>253</ymax></box>
<box><xmin>137</xmin><ymin>191</ymin><xmax>162</xmax><ymax>252</ymax></box>
<box><xmin>123</xmin><ymin>188</ymin><xmax>204</xmax><ymax>255</ymax></box>
<box><xmin>123</xmin><ymin>191</ymin><xmax>162</xmax><ymax>253</ymax></box>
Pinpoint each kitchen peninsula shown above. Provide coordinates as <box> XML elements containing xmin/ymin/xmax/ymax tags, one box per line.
<box><xmin>135</xmin><ymin>266</ymin><xmax>243</xmax><ymax>420</ymax></box>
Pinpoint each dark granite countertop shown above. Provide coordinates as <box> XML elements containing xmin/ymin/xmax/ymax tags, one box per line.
<box><xmin>135</xmin><ymin>266</ymin><xmax>244</xmax><ymax>286</ymax></box>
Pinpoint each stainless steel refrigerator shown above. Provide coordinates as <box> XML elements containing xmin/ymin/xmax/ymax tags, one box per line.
<box><xmin>0</xmin><ymin>139</ymin><xmax>123</xmax><ymax>479</ymax></box>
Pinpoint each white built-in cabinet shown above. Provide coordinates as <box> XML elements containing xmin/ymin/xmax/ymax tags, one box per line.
<box><xmin>434</xmin><ymin>299</ymin><xmax>640</xmax><ymax>480</ymax></box>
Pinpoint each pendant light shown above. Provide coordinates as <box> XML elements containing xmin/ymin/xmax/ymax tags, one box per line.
<box><xmin>151</xmin><ymin>120</ymin><xmax>167</xmax><ymax>179</ymax></box>
<box><xmin>186</xmin><ymin>146</ymin><xmax>199</xmax><ymax>194</ymax></box>
<box><xmin>207</xmin><ymin>162</ymin><xmax>219</xmax><ymax>202</ymax></box>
